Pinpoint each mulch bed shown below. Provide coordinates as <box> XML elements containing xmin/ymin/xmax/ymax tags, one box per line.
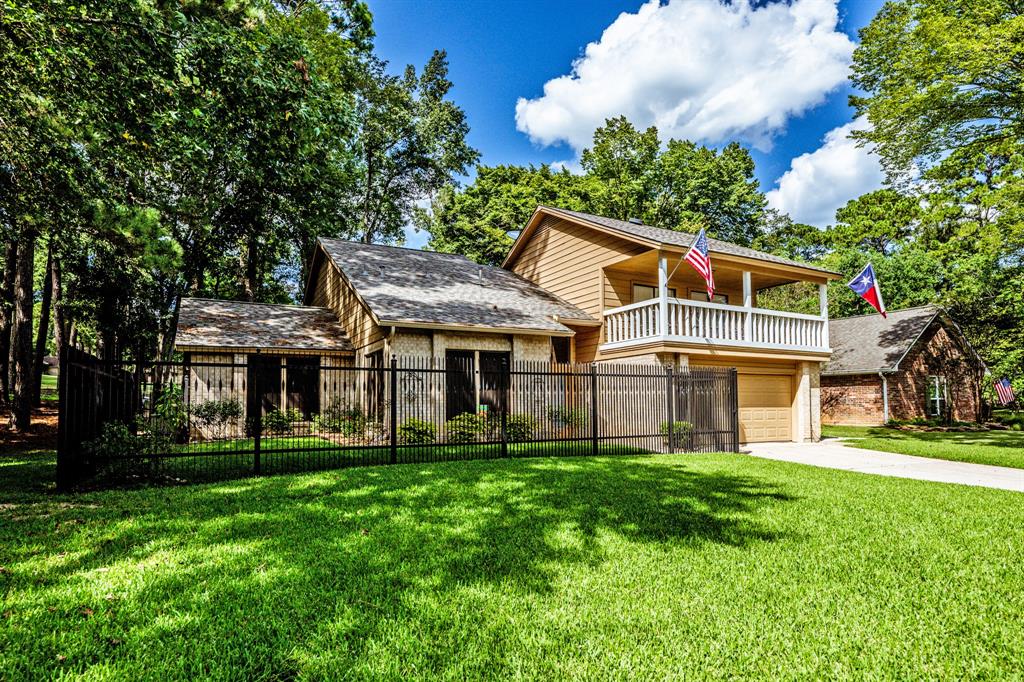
<box><xmin>0</xmin><ymin>405</ymin><xmax>59</xmax><ymax>452</ymax></box>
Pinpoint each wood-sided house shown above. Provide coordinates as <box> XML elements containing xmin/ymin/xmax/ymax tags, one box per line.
<box><xmin>504</xmin><ymin>206</ymin><xmax>841</xmax><ymax>442</ymax></box>
<box><xmin>174</xmin><ymin>205</ymin><xmax>841</xmax><ymax>443</ymax></box>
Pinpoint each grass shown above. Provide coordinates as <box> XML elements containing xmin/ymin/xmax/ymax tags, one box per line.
<box><xmin>2</xmin><ymin>449</ymin><xmax>1024</xmax><ymax>679</ymax></box>
<box><xmin>824</xmin><ymin>424</ymin><xmax>1024</xmax><ymax>470</ymax></box>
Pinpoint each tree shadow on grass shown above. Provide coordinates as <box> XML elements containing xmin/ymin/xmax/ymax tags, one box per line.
<box><xmin>1</xmin><ymin>454</ymin><xmax>798</xmax><ymax>678</ymax></box>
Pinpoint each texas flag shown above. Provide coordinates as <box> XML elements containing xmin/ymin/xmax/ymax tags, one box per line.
<box><xmin>848</xmin><ymin>263</ymin><xmax>887</xmax><ymax>318</ymax></box>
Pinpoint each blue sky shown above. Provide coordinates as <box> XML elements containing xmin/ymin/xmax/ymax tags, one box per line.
<box><xmin>367</xmin><ymin>0</ymin><xmax>887</xmax><ymax>247</ymax></box>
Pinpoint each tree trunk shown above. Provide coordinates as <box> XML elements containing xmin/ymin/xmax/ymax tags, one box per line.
<box><xmin>0</xmin><ymin>241</ymin><xmax>16</xmax><ymax>405</ymax></box>
<box><xmin>50</xmin><ymin>256</ymin><xmax>66</xmax><ymax>368</ymax></box>
<box><xmin>244</xmin><ymin>233</ymin><xmax>258</xmax><ymax>301</ymax></box>
<box><xmin>31</xmin><ymin>245</ymin><xmax>53</xmax><ymax>406</ymax></box>
<box><xmin>11</xmin><ymin>232</ymin><xmax>35</xmax><ymax>430</ymax></box>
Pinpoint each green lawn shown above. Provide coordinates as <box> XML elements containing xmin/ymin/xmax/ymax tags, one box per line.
<box><xmin>2</xmin><ymin>449</ymin><xmax>1023</xmax><ymax>679</ymax></box>
<box><xmin>824</xmin><ymin>424</ymin><xmax>1024</xmax><ymax>470</ymax></box>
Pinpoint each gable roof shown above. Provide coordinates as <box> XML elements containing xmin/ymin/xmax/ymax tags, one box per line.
<box><xmin>504</xmin><ymin>205</ymin><xmax>840</xmax><ymax>278</ymax></box>
<box><xmin>822</xmin><ymin>305</ymin><xmax>944</xmax><ymax>375</ymax></box>
<box><xmin>315</xmin><ymin>238</ymin><xmax>595</xmax><ymax>335</ymax></box>
<box><xmin>175</xmin><ymin>298</ymin><xmax>354</xmax><ymax>353</ymax></box>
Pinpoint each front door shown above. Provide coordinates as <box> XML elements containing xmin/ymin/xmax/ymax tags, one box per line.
<box><xmin>479</xmin><ymin>351</ymin><xmax>510</xmax><ymax>418</ymax></box>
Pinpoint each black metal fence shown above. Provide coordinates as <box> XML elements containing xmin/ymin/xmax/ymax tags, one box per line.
<box><xmin>57</xmin><ymin>349</ymin><xmax>738</xmax><ymax>488</ymax></box>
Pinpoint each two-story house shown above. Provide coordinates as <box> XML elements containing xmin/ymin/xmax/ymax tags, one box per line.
<box><xmin>504</xmin><ymin>207</ymin><xmax>839</xmax><ymax>442</ymax></box>
<box><xmin>175</xmin><ymin>205</ymin><xmax>838</xmax><ymax>443</ymax></box>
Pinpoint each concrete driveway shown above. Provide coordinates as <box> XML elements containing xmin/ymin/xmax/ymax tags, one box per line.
<box><xmin>745</xmin><ymin>439</ymin><xmax>1024</xmax><ymax>493</ymax></box>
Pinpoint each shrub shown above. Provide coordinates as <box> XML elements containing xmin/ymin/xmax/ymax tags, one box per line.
<box><xmin>262</xmin><ymin>408</ymin><xmax>296</xmax><ymax>434</ymax></box>
<box><xmin>659</xmin><ymin>420</ymin><xmax>693</xmax><ymax>443</ymax></box>
<box><xmin>505</xmin><ymin>414</ymin><xmax>538</xmax><ymax>442</ymax></box>
<box><xmin>398</xmin><ymin>418</ymin><xmax>437</xmax><ymax>444</ymax></box>
<box><xmin>314</xmin><ymin>398</ymin><xmax>366</xmax><ymax>435</ymax></box>
<box><xmin>191</xmin><ymin>398</ymin><xmax>242</xmax><ymax>440</ymax></box>
<box><xmin>84</xmin><ymin>421</ymin><xmax>157</xmax><ymax>477</ymax></box>
<box><xmin>547</xmin><ymin>405</ymin><xmax>587</xmax><ymax>429</ymax></box>
<box><xmin>152</xmin><ymin>383</ymin><xmax>187</xmax><ymax>442</ymax></box>
<box><xmin>446</xmin><ymin>413</ymin><xmax>487</xmax><ymax>443</ymax></box>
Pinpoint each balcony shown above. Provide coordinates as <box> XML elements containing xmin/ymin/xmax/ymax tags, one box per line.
<box><xmin>603</xmin><ymin>297</ymin><xmax>830</xmax><ymax>353</ymax></box>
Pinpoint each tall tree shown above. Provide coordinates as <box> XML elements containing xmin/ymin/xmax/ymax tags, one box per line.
<box><xmin>831</xmin><ymin>189</ymin><xmax>920</xmax><ymax>253</ymax></box>
<box><xmin>354</xmin><ymin>50</ymin><xmax>479</xmax><ymax>244</ymax></box>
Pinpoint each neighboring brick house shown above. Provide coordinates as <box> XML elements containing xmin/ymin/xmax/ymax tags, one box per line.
<box><xmin>821</xmin><ymin>305</ymin><xmax>986</xmax><ymax>425</ymax></box>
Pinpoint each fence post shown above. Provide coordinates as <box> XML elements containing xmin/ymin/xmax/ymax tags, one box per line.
<box><xmin>55</xmin><ymin>344</ymin><xmax>71</xmax><ymax>490</ymax></box>
<box><xmin>590</xmin><ymin>364</ymin><xmax>599</xmax><ymax>456</ymax></box>
<box><xmin>253</xmin><ymin>360</ymin><xmax>261</xmax><ymax>476</ymax></box>
<box><xmin>730</xmin><ymin>368</ymin><xmax>740</xmax><ymax>452</ymax></box>
<box><xmin>665</xmin><ymin>364</ymin><xmax>675</xmax><ymax>454</ymax></box>
<box><xmin>500</xmin><ymin>372</ymin><xmax>509</xmax><ymax>458</ymax></box>
<box><xmin>390</xmin><ymin>354</ymin><xmax>398</xmax><ymax>464</ymax></box>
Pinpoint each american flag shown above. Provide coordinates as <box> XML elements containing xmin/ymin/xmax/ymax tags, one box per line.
<box><xmin>684</xmin><ymin>228</ymin><xmax>715</xmax><ymax>299</ymax></box>
<box><xmin>995</xmin><ymin>378</ymin><xmax>1016</xmax><ymax>405</ymax></box>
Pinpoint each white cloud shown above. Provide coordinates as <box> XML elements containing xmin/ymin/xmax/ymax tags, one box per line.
<box><xmin>515</xmin><ymin>0</ymin><xmax>855</xmax><ymax>154</ymax></box>
<box><xmin>765</xmin><ymin>116</ymin><xmax>885</xmax><ymax>227</ymax></box>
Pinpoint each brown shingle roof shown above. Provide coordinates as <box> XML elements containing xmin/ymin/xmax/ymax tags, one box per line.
<box><xmin>822</xmin><ymin>305</ymin><xmax>941</xmax><ymax>375</ymax></box>
<box><xmin>537</xmin><ymin>206</ymin><xmax>840</xmax><ymax>276</ymax></box>
<box><xmin>176</xmin><ymin>298</ymin><xmax>354</xmax><ymax>353</ymax></box>
<box><xmin>318</xmin><ymin>238</ymin><xmax>594</xmax><ymax>333</ymax></box>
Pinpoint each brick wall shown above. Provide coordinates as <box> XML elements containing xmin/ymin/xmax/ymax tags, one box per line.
<box><xmin>889</xmin><ymin>323</ymin><xmax>983</xmax><ymax>422</ymax></box>
<box><xmin>823</xmin><ymin>320</ymin><xmax>984</xmax><ymax>425</ymax></box>
<box><xmin>821</xmin><ymin>374</ymin><xmax>884</xmax><ymax>425</ymax></box>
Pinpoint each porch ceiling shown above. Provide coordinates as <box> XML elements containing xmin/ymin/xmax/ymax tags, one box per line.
<box><xmin>606</xmin><ymin>250</ymin><xmax>808</xmax><ymax>291</ymax></box>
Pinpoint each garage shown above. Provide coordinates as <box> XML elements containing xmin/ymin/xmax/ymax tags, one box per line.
<box><xmin>738</xmin><ymin>374</ymin><xmax>793</xmax><ymax>443</ymax></box>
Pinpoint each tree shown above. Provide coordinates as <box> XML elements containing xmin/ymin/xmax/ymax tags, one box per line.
<box><xmin>850</xmin><ymin>0</ymin><xmax>1024</xmax><ymax>179</ymax></box>
<box><xmin>652</xmin><ymin>140</ymin><xmax>766</xmax><ymax>246</ymax></box>
<box><xmin>354</xmin><ymin>50</ymin><xmax>479</xmax><ymax>244</ymax></box>
<box><xmin>580</xmin><ymin>116</ymin><xmax>660</xmax><ymax>222</ymax></box>
<box><xmin>831</xmin><ymin>189</ymin><xmax>919</xmax><ymax>253</ymax></box>
<box><xmin>423</xmin><ymin>165</ymin><xmax>595</xmax><ymax>265</ymax></box>
<box><xmin>424</xmin><ymin>117</ymin><xmax>768</xmax><ymax>264</ymax></box>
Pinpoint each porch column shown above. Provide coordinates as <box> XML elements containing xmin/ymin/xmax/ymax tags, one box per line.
<box><xmin>819</xmin><ymin>283</ymin><xmax>829</xmax><ymax>348</ymax></box>
<box><xmin>658</xmin><ymin>252</ymin><xmax>669</xmax><ymax>337</ymax></box>
<box><xmin>742</xmin><ymin>271</ymin><xmax>753</xmax><ymax>341</ymax></box>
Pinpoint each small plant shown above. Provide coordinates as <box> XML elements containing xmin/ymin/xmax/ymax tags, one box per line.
<box><xmin>446</xmin><ymin>413</ymin><xmax>487</xmax><ymax>443</ymax></box>
<box><xmin>314</xmin><ymin>398</ymin><xmax>366</xmax><ymax>435</ymax></box>
<box><xmin>191</xmin><ymin>398</ymin><xmax>243</xmax><ymax>440</ymax></box>
<box><xmin>547</xmin><ymin>405</ymin><xmax>587</xmax><ymax>429</ymax></box>
<box><xmin>398</xmin><ymin>418</ymin><xmax>437</xmax><ymax>444</ymax></box>
<box><xmin>152</xmin><ymin>383</ymin><xmax>187</xmax><ymax>443</ymax></box>
<box><xmin>659</xmin><ymin>420</ymin><xmax>693</xmax><ymax>444</ymax></box>
<box><xmin>83</xmin><ymin>421</ymin><xmax>157</xmax><ymax>477</ymax></box>
<box><xmin>262</xmin><ymin>405</ymin><xmax>299</xmax><ymax>432</ymax></box>
<box><xmin>505</xmin><ymin>414</ymin><xmax>538</xmax><ymax>442</ymax></box>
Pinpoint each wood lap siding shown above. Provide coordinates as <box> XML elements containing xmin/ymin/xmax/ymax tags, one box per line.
<box><xmin>509</xmin><ymin>217</ymin><xmax>647</xmax><ymax>317</ymax></box>
<box><xmin>308</xmin><ymin>251</ymin><xmax>384</xmax><ymax>354</ymax></box>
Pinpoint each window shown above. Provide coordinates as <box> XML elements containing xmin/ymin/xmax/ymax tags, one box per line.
<box><xmin>444</xmin><ymin>350</ymin><xmax>510</xmax><ymax>420</ymax></box>
<box><xmin>286</xmin><ymin>357</ymin><xmax>321</xmax><ymax>419</ymax></box>
<box><xmin>689</xmin><ymin>290</ymin><xmax>729</xmax><ymax>304</ymax></box>
<box><xmin>632</xmin><ymin>283</ymin><xmax>676</xmax><ymax>303</ymax></box>
<box><xmin>926</xmin><ymin>375</ymin><xmax>947</xmax><ymax>417</ymax></box>
<box><xmin>551</xmin><ymin>336</ymin><xmax>571</xmax><ymax>364</ymax></box>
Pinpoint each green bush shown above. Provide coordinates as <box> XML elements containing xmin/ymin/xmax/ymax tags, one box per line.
<box><xmin>547</xmin><ymin>405</ymin><xmax>587</xmax><ymax>429</ymax></box>
<box><xmin>446</xmin><ymin>413</ymin><xmax>487</xmax><ymax>443</ymax></box>
<box><xmin>191</xmin><ymin>398</ymin><xmax>242</xmax><ymax>440</ymax></box>
<box><xmin>152</xmin><ymin>383</ymin><xmax>187</xmax><ymax>442</ymax></box>
<box><xmin>505</xmin><ymin>414</ymin><xmax>538</xmax><ymax>442</ymax></box>
<box><xmin>659</xmin><ymin>420</ymin><xmax>693</xmax><ymax>443</ymax></box>
<box><xmin>84</xmin><ymin>421</ymin><xmax>158</xmax><ymax>477</ymax></box>
<box><xmin>262</xmin><ymin>408</ymin><xmax>299</xmax><ymax>434</ymax></box>
<box><xmin>314</xmin><ymin>398</ymin><xmax>366</xmax><ymax>435</ymax></box>
<box><xmin>398</xmin><ymin>418</ymin><xmax>437</xmax><ymax>444</ymax></box>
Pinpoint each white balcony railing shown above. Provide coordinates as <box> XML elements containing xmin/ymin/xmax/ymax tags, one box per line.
<box><xmin>603</xmin><ymin>297</ymin><xmax>829</xmax><ymax>352</ymax></box>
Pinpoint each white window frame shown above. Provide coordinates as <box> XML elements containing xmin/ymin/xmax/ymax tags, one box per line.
<box><xmin>926</xmin><ymin>375</ymin><xmax>947</xmax><ymax>417</ymax></box>
<box><xmin>632</xmin><ymin>282</ymin><xmax>676</xmax><ymax>303</ymax></box>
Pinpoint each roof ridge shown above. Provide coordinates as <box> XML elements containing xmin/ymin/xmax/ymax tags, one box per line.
<box><xmin>830</xmin><ymin>304</ymin><xmax>940</xmax><ymax>322</ymax></box>
<box><xmin>317</xmin><ymin>236</ymin><xmax>472</xmax><ymax>262</ymax></box>
<box><xmin>182</xmin><ymin>297</ymin><xmax>331</xmax><ymax>312</ymax></box>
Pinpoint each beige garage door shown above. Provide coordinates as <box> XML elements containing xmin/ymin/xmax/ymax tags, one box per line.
<box><xmin>738</xmin><ymin>374</ymin><xmax>792</xmax><ymax>443</ymax></box>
